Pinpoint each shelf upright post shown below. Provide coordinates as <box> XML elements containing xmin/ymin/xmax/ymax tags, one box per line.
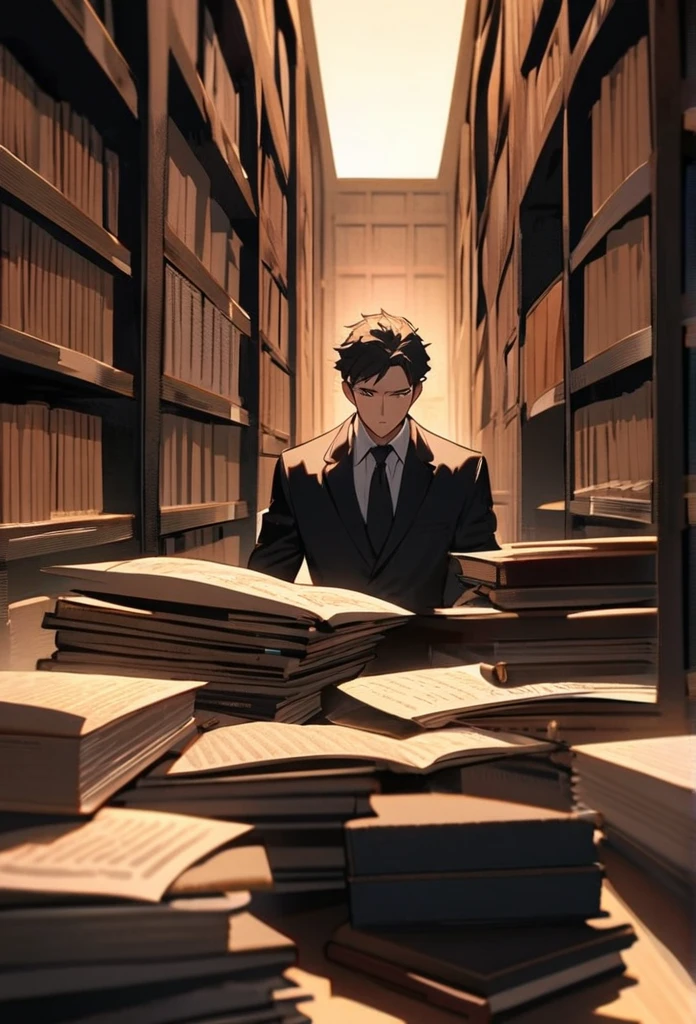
<box><xmin>651</xmin><ymin>0</ymin><xmax>687</xmax><ymax>728</ymax></box>
<box><xmin>139</xmin><ymin>0</ymin><xmax>169</xmax><ymax>555</ymax></box>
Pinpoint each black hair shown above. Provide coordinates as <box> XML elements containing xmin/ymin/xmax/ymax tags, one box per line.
<box><xmin>333</xmin><ymin>309</ymin><xmax>431</xmax><ymax>387</ymax></box>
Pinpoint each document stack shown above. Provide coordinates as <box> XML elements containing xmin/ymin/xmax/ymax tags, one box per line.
<box><xmin>323</xmin><ymin>663</ymin><xmax>658</xmax><ymax>743</ymax></box>
<box><xmin>0</xmin><ymin>671</ymin><xmax>311</xmax><ymax>1022</ymax></box>
<box><xmin>452</xmin><ymin>537</ymin><xmax>656</xmax><ymax>613</ymax></box>
<box><xmin>327</xmin><ymin>792</ymin><xmax>636</xmax><ymax>1018</ymax></box>
<box><xmin>118</xmin><ymin>720</ymin><xmax>553</xmax><ymax>896</ymax></box>
<box><xmin>38</xmin><ymin>556</ymin><xmax>412</xmax><ymax>724</ymax></box>
<box><xmin>572</xmin><ymin>734</ymin><xmax>695</xmax><ymax>898</ymax></box>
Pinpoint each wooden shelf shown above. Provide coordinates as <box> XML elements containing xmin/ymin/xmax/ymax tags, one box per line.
<box><xmin>567</xmin><ymin>0</ymin><xmax>616</xmax><ymax>94</ymax></box>
<box><xmin>537</xmin><ymin>500</ymin><xmax>565</xmax><ymax>512</ymax></box>
<box><xmin>161</xmin><ymin>375</ymin><xmax>249</xmax><ymax>425</ymax></box>
<box><xmin>260</xmin><ymin>216</ymin><xmax>288</xmax><ymax>292</ymax></box>
<box><xmin>0</xmin><ymin>324</ymin><xmax>134</xmax><ymax>396</ymax></box>
<box><xmin>260</xmin><ymin>334</ymin><xmax>292</xmax><ymax>375</ymax></box>
<box><xmin>164</xmin><ymin>226</ymin><xmax>252</xmax><ymax>335</ymax></box>
<box><xmin>262</xmin><ymin>88</ymin><xmax>290</xmax><ymax>186</ymax></box>
<box><xmin>570</xmin><ymin>161</ymin><xmax>651</xmax><ymax>271</ymax></box>
<box><xmin>52</xmin><ymin>0</ymin><xmax>138</xmax><ymax>118</ymax></box>
<box><xmin>260</xmin><ymin>430</ymin><xmax>289</xmax><ymax>457</ymax></box>
<box><xmin>570</xmin><ymin>495</ymin><xmax>653</xmax><ymax>524</ymax></box>
<box><xmin>168</xmin><ymin>9</ymin><xmax>256</xmax><ymax>220</ymax></box>
<box><xmin>570</xmin><ymin>327</ymin><xmax>652</xmax><ymax>392</ymax></box>
<box><xmin>0</xmin><ymin>146</ymin><xmax>131</xmax><ymax>275</ymax></box>
<box><xmin>527</xmin><ymin>382</ymin><xmax>564</xmax><ymax>418</ymax></box>
<box><xmin>0</xmin><ymin>513</ymin><xmax>134</xmax><ymax>562</ymax></box>
<box><xmin>521</xmin><ymin>0</ymin><xmax>562</xmax><ymax>76</ymax></box>
<box><xmin>159</xmin><ymin>500</ymin><xmax>249</xmax><ymax>536</ymax></box>
<box><xmin>523</xmin><ymin>78</ymin><xmax>563</xmax><ymax>199</ymax></box>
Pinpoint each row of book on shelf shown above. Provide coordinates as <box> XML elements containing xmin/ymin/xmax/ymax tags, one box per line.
<box><xmin>0</xmin><ymin>44</ymin><xmax>120</xmax><ymax>232</ymax></box>
<box><xmin>573</xmin><ymin>381</ymin><xmax>653</xmax><ymax>501</ymax></box>
<box><xmin>583</xmin><ymin>214</ymin><xmax>651</xmax><ymax>361</ymax></box>
<box><xmin>0</xmin><ymin>403</ymin><xmax>102</xmax><ymax>524</ymax></box>
<box><xmin>0</xmin><ymin>205</ymin><xmax>114</xmax><ymax>363</ymax></box>
<box><xmin>160</xmin><ymin>413</ymin><xmax>241</xmax><ymax>509</ymax></box>
<box><xmin>167</xmin><ymin>119</ymin><xmax>243</xmax><ymax>304</ymax></box>
<box><xmin>164</xmin><ymin>263</ymin><xmax>243</xmax><ymax>403</ymax></box>
<box><xmin>260</xmin><ymin>263</ymin><xmax>289</xmax><ymax>359</ymax></box>
<box><xmin>520</xmin><ymin>19</ymin><xmax>562</xmax><ymax>185</ymax></box>
<box><xmin>163</xmin><ymin>525</ymin><xmax>241</xmax><ymax>565</ymax></box>
<box><xmin>591</xmin><ymin>39</ymin><xmax>651</xmax><ymax>214</ymax></box>
<box><xmin>0</xmin><ymin>535</ymin><xmax>689</xmax><ymax>1018</ymax></box>
<box><xmin>261</xmin><ymin>150</ymin><xmax>288</xmax><ymax>278</ymax></box>
<box><xmin>260</xmin><ymin>349</ymin><xmax>291</xmax><ymax>438</ymax></box>
<box><xmin>524</xmin><ymin>276</ymin><xmax>564</xmax><ymax>409</ymax></box>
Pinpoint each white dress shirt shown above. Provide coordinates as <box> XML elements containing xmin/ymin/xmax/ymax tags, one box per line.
<box><xmin>352</xmin><ymin>417</ymin><xmax>411</xmax><ymax>522</ymax></box>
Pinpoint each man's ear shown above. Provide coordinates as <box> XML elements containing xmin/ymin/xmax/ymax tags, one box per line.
<box><xmin>342</xmin><ymin>380</ymin><xmax>356</xmax><ymax>406</ymax></box>
<box><xmin>409</xmin><ymin>382</ymin><xmax>423</xmax><ymax>407</ymax></box>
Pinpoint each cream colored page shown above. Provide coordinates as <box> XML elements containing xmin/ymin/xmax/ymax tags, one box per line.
<box><xmin>0</xmin><ymin>807</ymin><xmax>252</xmax><ymax>902</ymax></box>
<box><xmin>575</xmin><ymin>735</ymin><xmax>696</xmax><ymax>791</ymax></box>
<box><xmin>0</xmin><ymin>672</ymin><xmax>202</xmax><ymax>736</ymax></box>
<box><xmin>338</xmin><ymin>666</ymin><xmax>656</xmax><ymax>721</ymax></box>
<box><xmin>167</xmin><ymin>721</ymin><xmax>550</xmax><ymax>776</ymax></box>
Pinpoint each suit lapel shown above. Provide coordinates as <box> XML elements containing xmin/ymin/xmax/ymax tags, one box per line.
<box><xmin>322</xmin><ymin>417</ymin><xmax>374</xmax><ymax>567</ymax></box>
<box><xmin>372</xmin><ymin>418</ymin><xmax>435</xmax><ymax>576</ymax></box>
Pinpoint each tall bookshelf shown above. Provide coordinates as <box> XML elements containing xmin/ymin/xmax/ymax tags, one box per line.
<box><xmin>452</xmin><ymin>0</ymin><xmax>689</xmax><ymax>728</ymax></box>
<box><xmin>0</xmin><ymin>0</ymin><xmax>322</xmax><ymax>668</ymax></box>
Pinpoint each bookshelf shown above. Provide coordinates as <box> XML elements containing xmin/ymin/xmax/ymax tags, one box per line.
<box><xmin>0</xmin><ymin>0</ymin><xmax>323</xmax><ymax>668</ymax></box>
<box><xmin>452</xmin><ymin>0</ymin><xmax>689</xmax><ymax>727</ymax></box>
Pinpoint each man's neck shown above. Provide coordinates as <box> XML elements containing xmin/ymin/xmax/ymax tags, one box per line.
<box><xmin>360</xmin><ymin>418</ymin><xmax>407</xmax><ymax>446</ymax></box>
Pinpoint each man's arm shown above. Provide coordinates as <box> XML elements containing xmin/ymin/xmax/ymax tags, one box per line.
<box><xmin>443</xmin><ymin>455</ymin><xmax>500</xmax><ymax>606</ymax></box>
<box><xmin>247</xmin><ymin>456</ymin><xmax>305</xmax><ymax>581</ymax></box>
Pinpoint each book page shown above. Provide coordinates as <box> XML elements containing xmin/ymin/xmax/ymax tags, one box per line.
<box><xmin>166</xmin><ymin>721</ymin><xmax>552</xmax><ymax>776</ymax></box>
<box><xmin>0</xmin><ymin>671</ymin><xmax>203</xmax><ymax>737</ymax></box>
<box><xmin>337</xmin><ymin>666</ymin><xmax>657</xmax><ymax>723</ymax></box>
<box><xmin>0</xmin><ymin>807</ymin><xmax>252</xmax><ymax>902</ymax></box>
<box><xmin>46</xmin><ymin>558</ymin><xmax>410</xmax><ymax>624</ymax></box>
<box><xmin>574</xmin><ymin>735</ymin><xmax>695</xmax><ymax>791</ymax></box>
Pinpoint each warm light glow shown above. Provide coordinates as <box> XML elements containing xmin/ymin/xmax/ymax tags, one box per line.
<box><xmin>310</xmin><ymin>0</ymin><xmax>467</xmax><ymax>179</ymax></box>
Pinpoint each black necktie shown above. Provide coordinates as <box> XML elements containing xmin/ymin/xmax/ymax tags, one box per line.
<box><xmin>366</xmin><ymin>445</ymin><xmax>394</xmax><ymax>555</ymax></box>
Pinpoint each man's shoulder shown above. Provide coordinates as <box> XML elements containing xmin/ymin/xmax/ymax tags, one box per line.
<box><xmin>280</xmin><ymin>422</ymin><xmax>344</xmax><ymax>472</ymax></box>
<box><xmin>413</xmin><ymin>421</ymin><xmax>483</xmax><ymax>471</ymax></box>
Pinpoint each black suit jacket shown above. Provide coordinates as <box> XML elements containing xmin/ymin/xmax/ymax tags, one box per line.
<box><xmin>248</xmin><ymin>415</ymin><xmax>499</xmax><ymax>611</ymax></box>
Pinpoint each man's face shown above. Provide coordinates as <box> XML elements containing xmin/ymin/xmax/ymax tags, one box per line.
<box><xmin>343</xmin><ymin>365</ymin><xmax>422</xmax><ymax>441</ymax></box>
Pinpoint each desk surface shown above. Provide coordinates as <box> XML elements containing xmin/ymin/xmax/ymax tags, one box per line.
<box><xmin>257</xmin><ymin>849</ymin><xmax>694</xmax><ymax>1024</ymax></box>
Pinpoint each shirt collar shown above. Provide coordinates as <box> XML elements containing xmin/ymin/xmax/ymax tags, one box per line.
<box><xmin>353</xmin><ymin>416</ymin><xmax>411</xmax><ymax>465</ymax></box>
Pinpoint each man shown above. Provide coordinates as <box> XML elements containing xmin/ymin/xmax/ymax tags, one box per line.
<box><xmin>248</xmin><ymin>310</ymin><xmax>499</xmax><ymax>611</ymax></box>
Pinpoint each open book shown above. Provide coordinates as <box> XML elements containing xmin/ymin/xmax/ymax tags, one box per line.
<box><xmin>44</xmin><ymin>557</ymin><xmax>413</xmax><ymax>626</ymax></box>
<box><xmin>165</xmin><ymin>721</ymin><xmax>555</xmax><ymax>777</ymax></box>
<box><xmin>323</xmin><ymin>664</ymin><xmax>657</xmax><ymax>736</ymax></box>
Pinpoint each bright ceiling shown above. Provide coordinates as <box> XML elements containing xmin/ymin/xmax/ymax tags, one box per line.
<box><xmin>309</xmin><ymin>0</ymin><xmax>467</xmax><ymax>179</ymax></box>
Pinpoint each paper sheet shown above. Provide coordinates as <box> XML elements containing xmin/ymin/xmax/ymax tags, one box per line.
<box><xmin>0</xmin><ymin>807</ymin><xmax>252</xmax><ymax>902</ymax></box>
<box><xmin>47</xmin><ymin>558</ymin><xmax>411</xmax><ymax>624</ymax></box>
<box><xmin>574</xmin><ymin>735</ymin><xmax>696</xmax><ymax>791</ymax></box>
<box><xmin>167</xmin><ymin>721</ymin><xmax>552</xmax><ymax>775</ymax></box>
<box><xmin>336</xmin><ymin>665</ymin><xmax>657</xmax><ymax>723</ymax></box>
<box><xmin>0</xmin><ymin>671</ymin><xmax>203</xmax><ymax>736</ymax></box>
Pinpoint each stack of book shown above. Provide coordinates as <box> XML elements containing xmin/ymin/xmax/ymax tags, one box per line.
<box><xmin>126</xmin><ymin>718</ymin><xmax>555</xmax><ymax>894</ymax></box>
<box><xmin>0</xmin><ymin>670</ymin><xmax>310</xmax><ymax>1021</ymax></box>
<box><xmin>38</xmin><ymin>557</ymin><xmax>412</xmax><ymax>724</ymax></box>
<box><xmin>115</xmin><ymin>746</ymin><xmax>381</xmax><ymax>895</ymax></box>
<box><xmin>572</xmin><ymin>734</ymin><xmax>695</xmax><ymax>898</ymax></box>
<box><xmin>159</xmin><ymin>414</ymin><xmax>241</xmax><ymax>508</ymax></box>
<box><xmin>323</xmin><ymin>662</ymin><xmax>657</xmax><ymax>743</ymax></box>
<box><xmin>326</xmin><ymin>792</ymin><xmax>636</xmax><ymax>1018</ymax></box>
<box><xmin>452</xmin><ymin>536</ymin><xmax>656</xmax><ymax>612</ymax></box>
<box><xmin>1</xmin><ymin>204</ymin><xmax>115</xmax><ymax>359</ymax></box>
<box><xmin>0</xmin><ymin>45</ymin><xmax>119</xmax><ymax>230</ymax></box>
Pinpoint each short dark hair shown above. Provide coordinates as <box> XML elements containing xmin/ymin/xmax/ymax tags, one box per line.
<box><xmin>334</xmin><ymin>310</ymin><xmax>431</xmax><ymax>387</ymax></box>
